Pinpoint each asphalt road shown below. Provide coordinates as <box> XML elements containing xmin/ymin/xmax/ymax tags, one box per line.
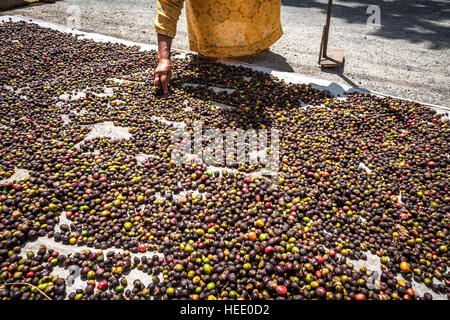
<box><xmin>3</xmin><ymin>0</ymin><xmax>450</xmax><ymax>106</ymax></box>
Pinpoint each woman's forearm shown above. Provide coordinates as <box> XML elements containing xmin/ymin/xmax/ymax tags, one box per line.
<box><xmin>154</xmin><ymin>34</ymin><xmax>173</xmax><ymax>95</ymax></box>
<box><xmin>157</xmin><ymin>33</ymin><xmax>173</xmax><ymax>60</ymax></box>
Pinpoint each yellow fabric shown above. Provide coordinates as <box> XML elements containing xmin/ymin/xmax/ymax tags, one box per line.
<box><xmin>155</xmin><ymin>0</ymin><xmax>283</xmax><ymax>58</ymax></box>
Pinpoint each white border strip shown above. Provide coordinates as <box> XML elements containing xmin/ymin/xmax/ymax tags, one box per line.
<box><xmin>1</xmin><ymin>14</ymin><xmax>449</xmax><ymax>114</ymax></box>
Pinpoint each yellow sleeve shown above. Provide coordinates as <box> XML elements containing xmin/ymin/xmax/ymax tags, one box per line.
<box><xmin>155</xmin><ymin>0</ymin><xmax>185</xmax><ymax>38</ymax></box>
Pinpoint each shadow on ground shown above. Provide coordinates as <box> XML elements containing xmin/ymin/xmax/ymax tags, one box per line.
<box><xmin>282</xmin><ymin>0</ymin><xmax>450</xmax><ymax>50</ymax></box>
<box><xmin>320</xmin><ymin>58</ymin><xmax>369</xmax><ymax>94</ymax></box>
<box><xmin>232</xmin><ymin>49</ymin><xmax>295</xmax><ymax>73</ymax></box>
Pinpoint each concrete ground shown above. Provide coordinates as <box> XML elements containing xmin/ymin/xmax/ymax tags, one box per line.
<box><xmin>2</xmin><ymin>0</ymin><xmax>449</xmax><ymax>107</ymax></box>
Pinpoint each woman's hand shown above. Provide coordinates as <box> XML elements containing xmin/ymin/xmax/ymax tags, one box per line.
<box><xmin>154</xmin><ymin>58</ymin><xmax>172</xmax><ymax>95</ymax></box>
